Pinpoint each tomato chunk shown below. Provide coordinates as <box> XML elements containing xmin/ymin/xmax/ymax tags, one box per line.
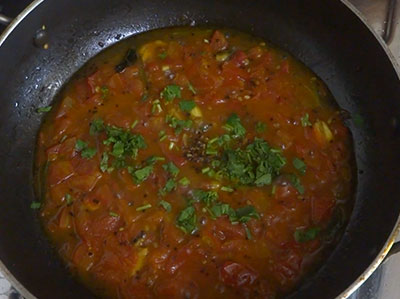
<box><xmin>219</xmin><ymin>261</ymin><xmax>259</xmax><ymax>288</ymax></box>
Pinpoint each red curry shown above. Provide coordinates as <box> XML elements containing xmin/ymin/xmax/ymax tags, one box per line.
<box><xmin>35</xmin><ymin>28</ymin><xmax>354</xmax><ymax>298</ymax></box>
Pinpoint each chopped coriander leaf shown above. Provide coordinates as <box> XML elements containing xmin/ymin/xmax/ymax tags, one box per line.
<box><xmin>65</xmin><ymin>193</ymin><xmax>73</xmax><ymax>205</ymax></box>
<box><xmin>109</xmin><ymin>212</ymin><xmax>119</xmax><ymax>218</ymax></box>
<box><xmin>90</xmin><ymin>118</ymin><xmax>105</xmax><ymax>135</ymax></box>
<box><xmin>103</xmin><ymin>125</ymin><xmax>146</xmax><ymax>160</ymax></box>
<box><xmin>100</xmin><ymin>152</ymin><xmax>109</xmax><ymax>172</ymax></box>
<box><xmin>81</xmin><ymin>147</ymin><xmax>97</xmax><ymax>159</ymax></box>
<box><xmin>255</xmin><ymin>121</ymin><xmax>267</xmax><ymax>133</ymax></box>
<box><xmin>179</xmin><ymin>100</ymin><xmax>196</xmax><ymax>113</ymax></box>
<box><xmin>136</xmin><ymin>203</ymin><xmax>152</xmax><ymax>212</ymax></box>
<box><xmin>218</xmin><ymin>138</ymin><xmax>286</xmax><ymax>186</ymax></box>
<box><xmin>75</xmin><ymin>139</ymin><xmax>88</xmax><ymax>152</ymax></box>
<box><xmin>165</xmin><ymin>115</ymin><xmax>193</xmax><ymax>135</ymax></box>
<box><xmin>129</xmin><ymin>165</ymin><xmax>153</xmax><ymax>184</ymax></box>
<box><xmin>301</xmin><ymin>113</ymin><xmax>312</xmax><ymax>127</ymax></box>
<box><xmin>178</xmin><ymin>177</ymin><xmax>190</xmax><ymax>186</ymax></box>
<box><xmin>235</xmin><ymin>205</ymin><xmax>260</xmax><ymax>223</ymax></box>
<box><xmin>36</xmin><ymin>106</ymin><xmax>52</xmax><ymax>113</ymax></box>
<box><xmin>176</xmin><ymin>206</ymin><xmax>197</xmax><ymax>234</ymax></box>
<box><xmin>192</xmin><ymin>189</ymin><xmax>218</xmax><ymax>207</ymax></box>
<box><xmin>131</xmin><ymin>120</ymin><xmax>139</xmax><ymax>129</ymax></box>
<box><xmin>201</xmin><ymin>167</ymin><xmax>210</xmax><ymax>174</ymax></box>
<box><xmin>112</xmin><ymin>157</ymin><xmax>126</xmax><ymax>169</ymax></box>
<box><xmin>158</xmin><ymin>51</ymin><xmax>168</xmax><ymax>59</ymax></box>
<box><xmin>112</xmin><ymin>141</ymin><xmax>124</xmax><ymax>157</ymax></box>
<box><xmin>151</xmin><ymin>99</ymin><xmax>163</xmax><ymax>114</ymax></box>
<box><xmin>30</xmin><ymin>201</ymin><xmax>41</xmax><ymax>209</ymax></box>
<box><xmin>162</xmin><ymin>161</ymin><xmax>180</xmax><ymax>177</ymax></box>
<box><xmin>224</xmin><ymin>113</ymin><xmax>246</xmax><ymax>138</ymax></box>
<box><xmin>159</xmin><ymin>200</ymin><xmax>172</xmax><ymax>212</ymax></box>
<box><xmin>221</xmin><ymin>186</ymin><xmax>234</xmax><ymax>192</ymax></box>
<box><xmin>293</xmin><ymin>158</ymin><xmax>307</xmax><ymax>175</ymax></box>
<box><xmin>146</xmin><ymin>156</ymin><xmax>165</xmax><ymax>165</ymax></box>
<box><xmin>294</xmin><ymin>227</ymin><xmax>320</xmax><ymax>243</ymax></box>
<box><xmin>100</xmin><ymin>86</ymin><xmax>109</xmax><ymax>99</ymax></box>
<box><xmin>271</xmin><ymin>184</ymin><xmax>276</xmax><ymax>195</ymax></box>
<box><xmin>288</xmin><ymin>174</ymin><xmax>305</xmax><ymax>194</ymax></box>
<box><xmin>254</xmin><ymin>173</ymin><xmax>272</xmax><ymax>186</ymax></box>
<box><xmin>209</xmin><ymin>203</ymin><xmax>236</xmax><ymax>221</ymax></box>
<box><xmin>159</xmin><ymin>179</ymin><xmax>177</xmax><ymax>196</ymax></box>
<box><xmin>206</xmin><ymin>148</ymin><xmax>218</xmax><ymax>155</ymax></box>
<box><xmin>159</xmin><ymin>130</ymin><xmax>167</xmax><ymax>141</ymax></box>
<box><xmin>160</xmin><ymin>84</ymin><xmax>181</xmax><ymax>102</ymax></box>
<box><xmin>244</xmin><ymin>225</ymin><xmax>253</xmax><ymax>240</ymax></box>
<box><xmin>188</xmin><ymin>82</ymin><xmax>197</xmax><ymax>95</ymax></box>
<box><xmin>75</xmin><ymin>139</ymin><xmax>97</xmax><ymax>159</ymax></box>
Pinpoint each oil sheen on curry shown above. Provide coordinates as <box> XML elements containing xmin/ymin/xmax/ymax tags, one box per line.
<box><xmin>35</xmin><ymin>27</ymin><xmax>354</xmax><ymax>298</ymax></box>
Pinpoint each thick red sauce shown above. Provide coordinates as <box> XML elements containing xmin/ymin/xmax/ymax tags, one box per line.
<box><xmin>35</xmin><ymin>28</ymin><xmax>354</xmax><ymax>298</ymax></box>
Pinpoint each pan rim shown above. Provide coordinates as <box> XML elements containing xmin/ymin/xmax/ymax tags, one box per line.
<box><xmin>0</xmin><ymin>1</ymin><xmax>45</xmax><ymax>297</ymax></box>
<box><xmin>0</xmin><ymin>0</ymin><xmax>399</xmax><ymax>298</ymax></box>
<box><xmin>334</xmin><ymin>2</ymin><xmax>400</xmax><ymax>298</ymax></box>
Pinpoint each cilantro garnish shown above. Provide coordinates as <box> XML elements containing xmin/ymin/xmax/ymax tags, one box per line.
<box><xmin>146</xmin><ymin>156</ymin><xmax>165</xmax><ymax>165</ymax></box>
<box><xmin>235</xmin><ymin>205</ymin><xmax>260</xmax><ymax>223</ymax></box>
<box><xmin>244</xmin><ymin>225</ymin><xmax>252</xmax><ymax>240</ymax></box>
<box><xmin>100</xmin><ymin>86</ymin><xmax>109</xmax><ymax>99</ymax></box>
<box><xmin>103</xmin><ymin>125</ymin><xmax>147</xmax><ymax>160</ymax></box>
<box><xmin>221</xmin><ymin>186</ymin><xmax>234</xmax><ymax>192</ymax></box>
<box><xmin>75</xmin><ymin>139</ymin><xmax>97</xmax><ymax>159</ymax></box>
<box><xmin>100</xmin><ymin>152</ymin><xmax>109</xmax><ymax>172</ymax></box>
<box><xmin>192</xmin><ymin>189</ymin><xmax>218</xmax><ymax>207</ymax></box>
<box><xmin>90</xmin><ymin>119</ymin><xmax>105</xmax><ymax>136</ymax></box>
<box><xmin>224</xmin><ymin>113</ymin><xmax>246</xmax><ymax>138</ymax></box>
<box><xmin>288</xmin><ymin>174</ymin><xmax>305</xmax><ymax>194</ymax></box>
<box><xmin>177</xmin><ymin>206</ymin><xmax>197</xmax><ymax>234</ymax></box>
<box><xmin>216</xmin><ymin>138</ymin><xmax>286</xmax><ymax>186</ymax></box>
<box><xmin>159</xmin><ymin>179</ymin><xmax>177</xmax><ymax>196</ymax></box>
<box><xmin>36</xmin><ymin>106</ymin><xmax>52</xmax><ymax>113</ymax></box>
<box><xmin>208</xmin><ymin>202</ymin><xmax>236</xmax><ymax>221</ymax></box>
<box><xmin>293</xmin><ymin>158</ymin><xmax>306</xmax><ymax>175</ymax></box>
<box><xmin>188</xmin><ymin>82</ymin><xmax>197</xmax><ymax>95</ymax></box>
<box><xmin>294</xmin><ymin>227</ymin><xmax>320</xmax><ymax>242</ymax></box>
<box><xmin>301</xmin><ymin>113</ymin><xmax>312</xmax><ymax>127</ymax></box>
<box><xmin>178</xmin><ymin>177</ymin><xmax>190</xmax><ymax>186</ymax></box>
<box><xmin>162</xmin><ymin>161</ymin><xmax>180</xmax><ymax>177</ymax></box>
<box><xmin>179</xmin><ymin>100</ymin><xmax>196</xmax><ymax>113</ymax></box>
<box><xmin>165</xmin><ymin>115</ymin><xmax>193</xmax><ymax>135</ymax></box>
<box><xmin>207</xmin><ymin>202</ymin><xmax>259</xmax><ymax>224</ymax></box>
<box><xmin>30</xmin><ymin>201</ymin><xmax>41</xmax><ymax>209</ymax></box>
<box><xmin>109</xmin><ymin>211</ymin><xmax>119</xmax><ymax>218</ymax></box>
<box><xmin>159</xmin><ymin>200</ymin><xmax>172</xmax><ymax>212</ymax></box>
<box><xmin>65</xmin><ymin>194</ymin><xmax>73</xmax><ymax>205</ymax></box>
<box><xmin>129</xmin><ymin>165</ymin><xmax>153</xmax><ymax>184</ymax></box>
<box><xmin>158</xmin><ymin>52</ymin><xmax>167</xmax><ymax>59</ymax></box>
<box><xmin>136</xmin><ymin>203</ymin><xmax>152</xmax><ymax>212</ymax></box>
<box><xmin>161</xmin><ymin>84</ymin><xmax>181</xmax><ymax>102</ymax></box>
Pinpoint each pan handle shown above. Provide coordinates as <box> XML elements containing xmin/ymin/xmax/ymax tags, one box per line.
<box><xmin>384</xmin><ymin>241</ymin><xmax>400</xmax><ymax>261</ymax></box>
<box><xmin>0</xmin><ymin>13</ymin><xmax>12</xmax><ymax>26</ymax></box>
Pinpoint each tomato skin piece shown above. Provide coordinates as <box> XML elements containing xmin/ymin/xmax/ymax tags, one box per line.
<box><xmin>219</xmin><ymin>261</ymin><xmax>259</xmax><ymax>288</ymax></box>
<box><xmin>47</xmin><ymin>160</ymin><xmax>75</xmax><ymax>186</ymax></box>
<box><xmin>210</xmin><ymin>30</ymin><xmax>228</xmax><ymax>53</ymax></box>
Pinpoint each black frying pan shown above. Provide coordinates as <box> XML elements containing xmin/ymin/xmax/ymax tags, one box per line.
<box><xmin>0</xmin><ymin>0</ymin><xmax>400</xmax><ymax>298</ymax></box>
